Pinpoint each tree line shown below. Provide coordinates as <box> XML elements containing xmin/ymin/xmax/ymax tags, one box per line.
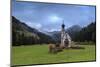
<box><xmin>72</xmin><ymin>22</ymin><xmax>96</xmax><ymax>42</ymax></box>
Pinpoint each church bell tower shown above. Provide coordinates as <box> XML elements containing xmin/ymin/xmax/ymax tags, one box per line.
<box><xmin>61</xmin><ymin>21</ymin><xmax>65</xmax><ymax>48</ymax></box>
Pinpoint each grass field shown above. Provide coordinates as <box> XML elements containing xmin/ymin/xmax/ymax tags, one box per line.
<box><xmin>11</xmin><ymin>44</ymin><xmax>96</xmax><ymax>66</ymax></box>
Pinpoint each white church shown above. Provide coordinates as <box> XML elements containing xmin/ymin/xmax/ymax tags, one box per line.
<box><xmin>60</xmin><ymin>22</ymin><xmax>72</xmax><ymax>48</ymax></box>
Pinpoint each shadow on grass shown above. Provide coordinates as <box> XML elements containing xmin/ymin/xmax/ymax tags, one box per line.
<box><xmin>70</xmin><ymin>46</ymin><xmax>85</xmax><ymax>49</ymax></box>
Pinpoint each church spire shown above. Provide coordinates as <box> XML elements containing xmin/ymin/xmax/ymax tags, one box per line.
<box><xmin>62</xmin><ymin>20</ymin><xmax>65</xmax><ymax>28</ymax></box>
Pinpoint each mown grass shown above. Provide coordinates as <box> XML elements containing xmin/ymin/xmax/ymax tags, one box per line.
<box><xmin>11</xmin><ymin>43</ymin><xmax>96</xmax><ymax>66</ymax></box>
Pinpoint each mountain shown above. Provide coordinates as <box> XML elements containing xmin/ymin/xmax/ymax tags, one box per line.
<box><xmin>12</xmin><ymin>16</ymin><xmax>95</xmax><ymax>45</ymax></box>
<box><xmin>74</xmin><ymin>22</ymin><xmax>96</xmax><ymax>42</ymax></box>
<box><xmin>66</xmin><ymin>25</ymin><xmax>82</xmax><ymax>33</ymax></box>
<box><xmin>48</xmin><ymin>23</ymin><xmax>96</xmax><ymax>42</ymax></box>
<box><xmin>12</xmin><ymin>16</ymin><xmax>39</xmax><ymax>38</ymax></box>
<box><xmin>12</xmin><ymin>16</ymin><xmax>54</xmax><ymax>46</ymax></box>
<box><xmin>65</xmin><ymin>25</ymin><xmax>82</xmax><ymax>40</ymax></box>
<box><xmin>47</xmin><ymin>25</ymin><xmax>82</xmax><ymax>42</ymax></box>
<box><xmin>48</xmin><ymin>31</ymin><xmax>61</xmax><ymax>43</ymax></box>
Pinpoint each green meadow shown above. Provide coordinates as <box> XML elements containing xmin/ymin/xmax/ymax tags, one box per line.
<box><xmin>11</xmin><ymin>44</ymin><xmax>96</xmax><ymax>66</ymax></box>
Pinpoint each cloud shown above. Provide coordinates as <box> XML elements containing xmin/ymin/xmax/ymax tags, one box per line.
<box><xmin>25</xmin><ymin>21</ymin><xmax>42</xmax><ymax>29</ymax></box>
<box><xmin>49</xmin><ymin>28</ymin><xmax>60</xmax><ymax>32</ymax></box>
<box><xmin>47</xmin><ymin>14</ymin><xmax>62</xmax><ymax>24</ymax></box>
<box><xmin>35</xmin><ymin>23</ymin><xmax>42</xmax><ymax>29</ymax></box>
<box><xmin>12</xmin><ymin>1</ymin><xmax>95</xmax><ymax>32</ymax></box>
<box><xmin>43</xmin><ymin>28</ymin><xmax>60</xmax><ymax>32</ymax></box>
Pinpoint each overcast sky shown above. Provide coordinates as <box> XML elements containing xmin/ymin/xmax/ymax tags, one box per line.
<box><xmin>12</xmin><ymin>0</ymin><xmax>96</xmax><ymax>32</ymax></box>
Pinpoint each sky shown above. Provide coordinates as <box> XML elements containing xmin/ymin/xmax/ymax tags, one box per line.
<box><xmin>12</xmin><ymin>0</ymin><xmax>96</xmax><ymax>32</ymax></box>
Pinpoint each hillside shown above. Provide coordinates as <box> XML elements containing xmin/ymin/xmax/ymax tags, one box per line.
<box><xmin>12</xmin><ymin>16</ymin><xmax>54</xmax><ymax>46</ymax></box>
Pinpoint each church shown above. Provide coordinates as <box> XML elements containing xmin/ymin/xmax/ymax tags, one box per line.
<box><xmin>60</xmin><ymin>22</ymin><xmax>71</xmax><ymax>48</ymax></box>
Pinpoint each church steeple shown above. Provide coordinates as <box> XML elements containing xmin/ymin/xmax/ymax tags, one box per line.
<box><xmin>61</xmin><ymin>20</ymin><xmax>71</xmax><ymax>48</ymax></box>
<box><xmin>61</xmin><ymin>20</ymin><xmax>65</xmax><ymax>48</ymax></box>
<box><xmin>61</xmin><ymin>20</ymin><xmax>65</xmax><ymax>29</ymax></box>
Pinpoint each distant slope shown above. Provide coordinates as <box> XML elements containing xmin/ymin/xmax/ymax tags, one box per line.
<box><xmin>47</xmin><ymin>25</ymin><xmax>82</xmax><ymax>42</ymax></box>
<box><xmin>65</xmin><ymin>25</ymin><xmax>82</xmax><ymax>40</ymax></box>
<box><xmin>12</xmin><ymin>16</ymin><xmax>39</xmax><ymax>37</ymax></box>
<box><xmin>66</xmin><ymin>25</ymin><xmax>82</xmax><ymax>33</ymax></box>
<box><xmin>12</xmin><ymin>16</ymin><xmax>54</xmax><ymax>46</ymax></box>
<box><xmin>48</xmin><ymin>23</ymin><xmax>95</xmax><ymax>42</ymax></box>
<box><xmin>74</xmin><ymin>22</ymin><xmax>96</xmax><ymax>42</ymax></box>
<box><xmin>48</xmin><ymin>31</ymin><xmax>61</xmax><ymax>43</ymax></box>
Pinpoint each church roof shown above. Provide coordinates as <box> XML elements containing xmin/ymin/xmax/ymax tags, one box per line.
<box><xmin>62</xmin><ymin>23</ymin><xmax>65</xmax><ymax>28</ymax></box>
